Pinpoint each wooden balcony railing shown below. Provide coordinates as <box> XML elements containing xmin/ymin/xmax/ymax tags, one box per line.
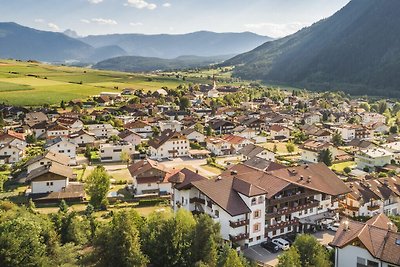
<box><xmin>229</xmin><ymin>233</ymin><xmax>249</xmax><ymax>242</ymax></box>
<box><xmin>265</xmin><ymin>201</ymin><xmax>319</xmax><ymax>218</ymax></box>
<box><xmin>229</xmin><ymin>219</ymin><xmax>249</xmax><ymax>228</ymax></box>
<box><xmin>265</xmin><ymin>219</ymin><xmax>300</xmax><ymax>232</ymax></box>
<box><xmin>367</xmin><ymin>205</ymin><xmax>380</xmax><ymax>211</ymax></box>
<box><xmin>189</xmin><ymin>197</ymin><xmax>205</xmax><ymax>205</ymax></box>
<box><xmin>269</xmin><ymin>191</ymin><xmax>316</xmax><ymax>205</ymax></box>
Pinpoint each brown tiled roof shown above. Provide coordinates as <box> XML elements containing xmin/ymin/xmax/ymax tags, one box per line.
<box><xmin>124</xmin><ymin>120</ymin><xmax>151</xmax><ymax>129</ymax></box>
<box><xmin>128</xmin><ymin>158</ymin><xmax>170</xmax><ymax>177</ymax></box>
<box><xmin>242</xmin><ymin>157</ymin><xmax>285</xmax><ymax>172</ymax></box>
<box><xmin>148</xmin><ymin>130</ymin><xmax>186</xmax><ymax>149</ymax></box>
<box><xmin>24</xmin><ymin>151</ymin><xmax>70</xmax><ymax>167</ymax></box>
<box><xmin>238</xmin><ymin>144</ymin><xmax>268</xmax><ymax>158</ymax></box>
<box><xmin>26</xmin><ymin>162</ymin><xmax>73</xmax><ymax>181</ymax></box>
<box><xmin>269</xmin><ymin>163</ymin><xmax>351</xmax><ymax>196</ymax></box>
<box><xmin>222</xmin><ymin>134</ymin><xmax>247</xmax><ymax>145</ymax></box>
<box><xmin>330</xmin><ymin>214</ymin><xmax>400</xmax><ymax>266</ymax></box>
<box><xmin>192</xmin><ymin>177</ymin><xmax>251</xmax><ymax>216</ymax></box>
<box><xmin>0</xmin><ymin>130</ymin><xmax>25</xmax><ymax>141</ymax></box>
<box><xmin>269</xmin><ymin>124</ymin><xmax>287</xmax><ymax>132</ymax></box>
<box><xmin>169</xmin><ymin>168</ymin><xmax>207</xmax><ymax>190</ymax></box>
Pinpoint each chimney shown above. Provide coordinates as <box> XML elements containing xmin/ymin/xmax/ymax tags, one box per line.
<box><xmin>299</xmin><ymin>175</ymin><xmax>304</xmax><ymax>181</ymax></box>
<box><xmin>217</xmin><ymin>176</ymin><xmax>222</xmax><ymax>181</ymax></box>
<box><xmin>307</xmin><ymin>176</ymin><xmax>312</xmax><ymax>183</ymax></box>
<box><xmin>388</xmin><ymin>222</ymin><xmax>394</xmax><ymax>231</ymax></box>
<box><xmin>343</xmin><ymin>220</ymin><xmax>350</xmax><ymax>231</ymax></box>
<box><xmin>196</xmin><ymin>169</ymin><xmax>199</xmax><ymax>174</ymax></box>
<box><xmin>231</xmin><ymin>170</ymin><xmax>238</xmax><ymax>175</ymax></box>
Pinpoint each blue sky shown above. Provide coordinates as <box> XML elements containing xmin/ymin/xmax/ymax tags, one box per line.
<box><xmin>0</xmin><ymin>0</ymin><xmax>350</xmax><ymax>37</ymax></box>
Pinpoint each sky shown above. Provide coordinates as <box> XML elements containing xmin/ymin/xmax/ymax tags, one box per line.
<box><xmin>0</xmin><ymin>0</ymin><xmax>351</xmax><ymax>38</ymax></box>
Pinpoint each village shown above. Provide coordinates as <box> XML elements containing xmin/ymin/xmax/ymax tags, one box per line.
<box><xmin>1</xmin><ymin>80</ymin><xmax>400</xmax><ymax>266</ymax></box>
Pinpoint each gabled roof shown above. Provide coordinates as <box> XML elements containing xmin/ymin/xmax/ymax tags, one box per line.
<box><xmin>242</xmin><ymin>157</ymin><xmax>285</xmax><ymax>172</ymax></box>
<box><xmin>128</xmin><ymin>158</ymin><xmax>170</xmax><ymax>177</ymax></box>
<box><xmin>238</xmin><ymin>144</ymin><xmax>267</xmax><ymax>158</ymax></box>
<box><xmin>330</xmin><ymin>214</ymin><xmax>400</xmax><ymax>266</ymax></box>
<box><xmin>192</xmin><ymin>177</ymin><xmax>251</xmax><ymax>216</ymax></box>
<box><xmin>26</xmin><ymin>162</ymin><xmax>73</xmax><ymax>181</ymax></box>
<box><xmin>168</xmin><ymin>168</ymin><xmax>208</xmax><ymax>190</ymax></box>
<box><xmin>24</xmin><ymin>151</ymin><xmax>70</xmax><ymax>167</ymax></box>
<box><xmin>268</xmin><ymin>163</ymin><xmax>351</xmax><ymax>196</ymax></box>
<box><xmin>148</xmin><ymin>130</ymin><xmax>186</xmax><ymax>149</ymax></box>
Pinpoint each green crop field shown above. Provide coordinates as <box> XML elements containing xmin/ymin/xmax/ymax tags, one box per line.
<box><xmin>0</xmin><ymin>59</ymin><xmax>203</xmax><ymax>106</ymax></box>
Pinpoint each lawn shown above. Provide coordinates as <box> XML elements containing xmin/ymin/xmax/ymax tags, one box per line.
<box><xmin>331</xmin><ymin>161</ymin><xmax>356</xmax><ymax>172</ymax></box>
<box><xmin>260</xmin><ymin>142</ymin><xmax>299</xmax><ymax>154</ymax></box>
<box><xmin>0</xmin><ymin>59</ymin><xmax>198</xmax><ymax>106</ymax></box>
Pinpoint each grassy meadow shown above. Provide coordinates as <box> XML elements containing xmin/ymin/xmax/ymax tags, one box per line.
<box><xmin>0</xmin><ymin>59</ymin><xmax>195</xmax><ymax>106</ymax></box>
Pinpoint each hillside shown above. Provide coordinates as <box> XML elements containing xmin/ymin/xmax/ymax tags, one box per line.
<box><xmin>81</xmin><ymin>31</ymin><xmax>272</xmax><ymax>59</ymax></box>
<box><xmin>224</xmin><ymin>0</ymin><xmax>400</xmax><ymax>97</ymax></box>
<box><xmin>0</xmin><ymin>22</ymin><xmax>127</xmax><ymax>63</ymax></box>
<box><xmin>93</xmin><ymin>55</ymin><xmax>232</xmax><ymax>72</ymax></box>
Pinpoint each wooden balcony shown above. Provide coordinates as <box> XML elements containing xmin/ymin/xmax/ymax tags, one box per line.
<box><xmin>367</xmin><ymin>205</ymin><xmax>380</xmax><ymax>211</ymax></box>
<box><xmin>229</xmin><ymin>233</ymin><xmax>249</xmax><ymax>242</ymax></box>
<box><xmin>265</xmin><ymin>201</ymin><xmax>320</xmax><ymax>218</ymax></box>
<box><xmin>229</xmin><ymin>219</ymin><xmax>249</xmax><ymax>228</ymax></box>
<box><xmin>265</xmin><ymin>219</ymin><xmax>300</xmax><ymax>232</ymax></box>
<box><xmin>269</xmin><ymin>191</ymin><xmax>316</xmax><ymax>205</ymax></box>
<box><xmin>342</xmin><ymin>203</ymin><xmax>359</xmax><ymax>212</ymax></box>
<box><xmin>189</xmin><ymin>197</ymin><xmax>205</xmax><ymax>205</ymax></box>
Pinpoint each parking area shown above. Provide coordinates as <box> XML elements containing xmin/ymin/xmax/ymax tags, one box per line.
<box><xmin>242</xmin><ymin>230</ymin><xmax>336</xmax><ymax>266</ymax></box>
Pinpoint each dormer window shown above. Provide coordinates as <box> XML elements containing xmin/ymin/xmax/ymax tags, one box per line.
<box><xmin>251</xmin><ymin>198</ymin><xmax>257</xmax><ymax>205</ymax></box>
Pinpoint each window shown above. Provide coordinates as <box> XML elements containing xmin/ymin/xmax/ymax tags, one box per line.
<box><xmin>214</xmin><ymin>210</ymin><xmax>219</xmax><ymax>218</ymax></box>
<box><xmin>280</xmin><ymin>228</ymin><xmax>284</xmax><ymax>234</ymax></box>
<box><xmin>147</xmin><ymin>183</ymin><xmax>151</xmax><ymax>187</ymax></box>
<box><xmin>254</xmin><ymin>210</ymin><xmax>261</xmax><ymax>219</ymax></box>
<box><xmin>256</xmin><ymin>236</ymin><xmax>261</xmax><ymax>240</ymax></box>
<box><xmin>253</xmin><ymin>223</ymin><xmax>261</xmax><ymax>232</ymax></box>
<box><xmin>367</xmin><ymin>260</ymin><xmax>378</xmax><ymax>267</ymax></box>
<box><xmin>272</xmin><ymin>230</ymin><xmax>276</xmax><ymax>236</ymax></box>
<box><xmin>287</xmin><ymin>226</ymin><xmax>292</xmax><ymax>231</ymax></box>
<box><xmin>357</xmin><ymin>257</ymin><xmax>366</xmax><ymax>267</ymax></box>
<box><xmin>251</xmin><ymin>198</ymin><xmax>257</xmax><ymax>205</ymax></box>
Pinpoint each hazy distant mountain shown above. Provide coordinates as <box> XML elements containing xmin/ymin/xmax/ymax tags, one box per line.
<box><xmin>93</xmin><ymin>54</ymin><xmax>232</xmax><ymax>72</ymax></box>
<box><xmin>63</xmin><ymin>29</ymin><xmax>80</xmax><ymax>39</ymax></box>
<box><xmin>81</xmin><ymin>31</ymin><xmax>273</xmax><ymax>59</ymax></box>
<box><xmin>224</xmin><ymin>0</ymin><xmax>400</xmax><ymax>97</ymax></box>
<box><xmin>0</xmin><ymin>22</ymin><xmax>94</xmax><ymax>62</ymax></box>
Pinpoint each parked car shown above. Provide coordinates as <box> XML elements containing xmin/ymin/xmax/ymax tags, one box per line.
<box><xmin>261</xmin><ymin>241</ymin><xmax>279</xmax><ymax>253</ymax></box>
<box><xmin>272</xmin><ymin>238</ymin><xmax>290</xmax><ymax>250</ymax></box>
<box><xmin>327</xmin><ymin>222</ymin><xmax>340</xmax><ymax>232</ymax></box>
<box><xmin>284</xmin><ymin>233</ymin><xmax>297</xmax><ymax>245</ymax></box>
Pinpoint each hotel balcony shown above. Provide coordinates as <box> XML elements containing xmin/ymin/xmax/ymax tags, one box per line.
<box><xmin>265</xmin><ymin>200</ymin><xmax>320</xmax><ymax>218</ymax></box>
<box><xmin>367</xmin><ymin>205</ymin><xmax>380</xmax><ymax>211</ymax></box>
<box><xmin>269</xmin><ymin>191</ymin><xmax>316</xmax><ymax>205</ymax></box>
<box><xmin>229</xmin><ymin>219</ymin><xmax>249</xmax><ymax>228</ymax></box>
<box><xmin>189</xmin><ymin>197</ymin><xmax>206</xmax><ymax>205</ymax></box>
<box><xmin>229</xmin><ymin>233</ymin><xmax>249</xmax><ymax>242</ymax></box>
<box><xmin>265</xmin><ymin>219</ymin><xmax>300</xmax><ymax>232</ymax></box>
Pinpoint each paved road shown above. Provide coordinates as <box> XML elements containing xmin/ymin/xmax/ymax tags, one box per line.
<box><xmin>242</xmin><ymin>230</ymin><xmax>336</xmax><ymax>266</ymax></box>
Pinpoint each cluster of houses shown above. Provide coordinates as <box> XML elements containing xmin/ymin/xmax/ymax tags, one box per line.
<box><xmin>1</xmin><ymin>86</ymin><xmax>400</xmax><ymax>265</ymax></box>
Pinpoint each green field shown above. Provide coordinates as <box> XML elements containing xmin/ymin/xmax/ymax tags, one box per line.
<box><xmin>0</xmin><ymin>59</ymin><xmax>200</xmax><ymax>106</ymax></box>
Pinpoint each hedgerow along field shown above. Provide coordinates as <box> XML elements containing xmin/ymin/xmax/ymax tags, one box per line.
<box><xmin>0</xmin><ymin>59</ymin><xmax>193</xmax><ymax>106</ymax></box>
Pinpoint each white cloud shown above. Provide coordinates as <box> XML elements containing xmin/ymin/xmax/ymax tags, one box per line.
<box><xmin>129</xmin><ymin>22</ymin><xmax>143</xmax><ymax>26</ymax></box>
<box><xmin>91</xmin><ymin>18</ymin><xmax>118</xmax><ymax>25</ymax></box>
<box><xmin>34</xmin><ymin>18</ymin><xmax>45</xmax><ymax>23</ymax></box>
<box><xmin>244</xmin><ymin>22</ymin><xmax>310</xmax><ymax>38</ymax></box>
<box><xmin>88</xmin><ymin>0</ymin><xmax>103</xmax><ymax>3</ymax></box>
<box><xmin>162</xmin><ymin>3</ymin><xmax>171</xmax><ymax>7</ymax></box>
<box><xmin>124</xmin><ymin>0</ymin><xmax>157</xmax><ymax>10</ymax></box>
<box><xmin>80</xmin><ymin>19</ymin><xmax>91</xmax><ymax>24</ymax></box>
<box><xmin>47</xmin><ymin>23</ymin><xmax>60</xmax><ymax>31</ymax></box>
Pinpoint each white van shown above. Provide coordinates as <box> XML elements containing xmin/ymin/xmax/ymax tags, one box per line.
<box><xmin>327</xmin><ymin>222</ymin><xmax>340</xmax><ymax>232</ymax></box>
<box><xmin>272</xmin><ymin>238</ymin><xmax>290</xmax><ymax>250</ymax></box>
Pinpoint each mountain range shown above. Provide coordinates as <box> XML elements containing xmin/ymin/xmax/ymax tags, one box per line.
<box><xmin>93</xmin><ymin>55</ymin><xmax>232</xmax><ymax>72</ymax></box>
<box><xmin>81</xmin><ymin>31</ymin><xmax>272</xmax><ymax>59</ymax></box>
<box><xmin>0</xmin><ymin>22</ymin><xmax>271</xmax><ymax>65</ymax></box>
<box><xmin>224</xmin><ymin>0</ymin><xmax>400</xmax><ymax>97</ymax></box>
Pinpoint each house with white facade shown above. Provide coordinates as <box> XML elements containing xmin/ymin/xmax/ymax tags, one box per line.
<box><xmin>171</xmin><ymin>162</ymin><xmax>350</xmax><ymax>247</ymax></box>
<box><xmin>87</xmin><ymin>124</ymin><xmax>119</xmax><ymax>139</ymax></box>
<box><xmin>148</xmin><ymin>130</ymin><xmax>189</xmax><ymax>160</ymax></box>
<box><xmin>300</xmin><ymin>140</ymin><xmax>338</xmax><ymax>164</ymax></box>
<box><xmin>238</xmin><ymin>144</ymin><xmax>276</xmax><ymax>162</ymax></box>
<box><xmin>330</xmin><ymin>214</ymin><xmax>400</xmax><ymax>267</ymax></box>
<box><xmin>68</xmin><ymin>129</ymin><xmax>96</xmax><ymax>147</ymax></box>
<box><xmin>181</xmin><ymin>128</ymin><xmax>206</xmax><ymax>144</ymax></box>
<box><xmin>45</xmin><ymin>137</ymin><xmax>77</xmax><ymax>165</ymax></box>
<box><xmin>361</xmin><ymin>112</ymin><xmax>387</xmax><ymax>124</ymax></box>
<box><xmin>128</xmin><ymin>158</ymin><xmax>174</xmax><ymax>195</ymax></box>
<box><xmin>99</xmin><ymin>142</ymin><xmax>134</xmax><ymax>163</ymax></box>
<box><xmin>206</xmin><ymin>137</ymin><xmax>231</xmax><ymax>156</ymax></box>
<box><xmin>269</xmin><ymin>125</ymin><xmax>290</xmax><ymax>140</ymax></box>
<box><xmin>343</xmin><ymin>177</ymin><xmax>400</xmax><ymax>217</ymax></box>
<box><xmin>124</xmin><ymin>120</ymin><xmax>153</xmax><ymax>138</ymax></box>
<box><xmin>355</xmin><ymin>148</ymin><xmax>393</xmax><ymax>171</ymax></box>
<box><xmin>118</xmin><ymin>129</ymin><xmax>142</xmax><ymax>146</ymax></box>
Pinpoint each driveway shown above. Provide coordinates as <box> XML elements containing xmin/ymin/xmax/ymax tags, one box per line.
<box><xmin>242</xmin><ymin>231</ymin><xmax>336</xmax><ymax>266</ymax></box>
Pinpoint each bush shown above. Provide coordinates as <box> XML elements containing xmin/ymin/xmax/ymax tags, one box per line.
<box><xmin>363</xmin><ymin>166</ymin><xmax>370</xmax><ymax>173</ymax></box>
<box><xmin>343</xmin><ymin>167</ymin><xmax>351</xmax><ymax>174</ymax></box>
